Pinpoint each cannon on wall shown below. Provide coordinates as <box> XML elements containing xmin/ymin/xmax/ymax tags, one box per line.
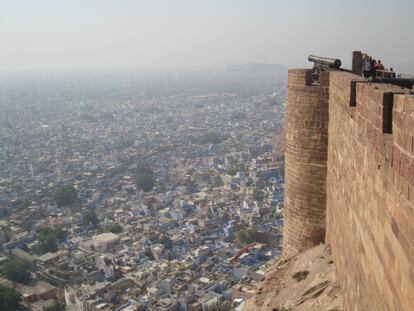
<box><xmin>308</xmin><ymin>55</ymin><xmax>343</xmax><ymax>82</ymax></box>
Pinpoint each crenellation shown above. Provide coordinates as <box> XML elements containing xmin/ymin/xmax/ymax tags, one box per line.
<box><xmin>352</xmin><ymin>51</ymin><xmax>363</xmax><ymax>75</ymax></box>
<box><xmin>287</xmin><ymin>69</ymin><xmax>313</xmax><ymax>87</ymax></box>
<box><xmin>356</xmin><ymin>83</ymin><xmax>408</xmax><ymax>136</ymax></box>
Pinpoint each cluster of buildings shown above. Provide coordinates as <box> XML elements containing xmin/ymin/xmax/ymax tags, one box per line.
<box><xmin>0</xmin><ymin>72</ymin><xmax>286</xmax><ymax>310</ymax></box>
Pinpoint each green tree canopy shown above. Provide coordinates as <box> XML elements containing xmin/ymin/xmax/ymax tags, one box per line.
<box><xmin>236</xmin><ymin>228</ymin><xmax>270</xmax><ymax>246</ymax></box>
<box><xmin>37</xmin><ymin>227</ymin><xmax>65</xmax><ymax>253</ymax></box>
<box><xmin>100</xmin><ymin>111</ymin><xmax>114</xmax><ymax>121</ymax></box>
<box><xmin>212</xmin><ymin>175</ymin><xmax>224</xmax><ymax>187</ymax></box>
<box><xmin>159</xmin><ymin>235</ymin><xmax>173</xmax><ymax>249</ymax></box>
<box><xmin>100</xmin><ymin>223</ymin><xmax>122</xmax><ymax>234</ymax></box>
<box><xmin>206</xmin><ymin>301</ymin><xmax>232</xmax><ymax>311</ymax></box>
<box><xmin>134</xmin><ymin>165</ymin><xmax>156</xmax><ymax>192</ymax></box>
<box><xmin>193</xmin><ymin>130</ymin><xmax>227</xmax><ymax>145</ymax></box>
<box><xmin>231</xmin><ymin>111</ymin><xmax>247</xmax><ymax>120</ymax></box>
<box><xmin>0</xmin><ymin>285</ymin><xmax>22</xmax><ymax>311</ymax></box>
<box><xmin>217</xmin><ymin>211</ymin><xmax>230</xmax><ymax>225</ymax></box>
<box><xmin>80</xmin><ymin>113</ymin><xmax>98</xmax><ymax>123</ymax></box>
<box><xmin>3</xmin><ymin>259</ymin><xmax>31</xmax><ymax>284</ymax></box>
<box><xmin>43</xmin><ymin>299</ymin><xmax>65</xmax><ymax>311</ymax></box>
<box><xmin>82</xmin><ymin>209</ymin><xmax>99</xmax><ymax>228</ymax></box>
<box><xmin>53</xmin><ymin>185</ymin><xmax>78</xmax><ymax>207</ymax></box>
<box><xmin>227</xmin><ymin>162</ymin><xmax>245</xmax><ymax>176</ymax></box>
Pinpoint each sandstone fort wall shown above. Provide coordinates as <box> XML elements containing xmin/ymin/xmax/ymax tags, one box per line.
<box><xmin>284</xmin><ymin>67</ymin><xmax>414</xmax><ymax>310</ymax></box>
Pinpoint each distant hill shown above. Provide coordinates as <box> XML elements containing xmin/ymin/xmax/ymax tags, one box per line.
<box><xmin>226</xmin><ymin>63</ymin><xmax>286</xmax><ymax>74</ymax></box>
<box><xmin>206</xmin><ymin>63</ymin><xmax>287</xmax><ymax>97</ymax></box>
<box><xmin>0</xmin><ymin>63</ymin><xmax>288</xmax><ymax>103</ymax></box>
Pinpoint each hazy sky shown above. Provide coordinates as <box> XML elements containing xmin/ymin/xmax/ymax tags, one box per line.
<box><xmin>1</xmin><ymin>0</ymin><xmax>413</xmax><ymax>73</ymax></box>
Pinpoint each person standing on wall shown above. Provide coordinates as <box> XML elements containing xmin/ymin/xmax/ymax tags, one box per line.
<box><xmin>376</xmin><ymin>60</ymin><xmax>385</xmax><ymax>70</ymax></box>
<box><xmin>371</xmin><ymin>59</ymin><xmax>378</xmax><ymax>78</ymax></box>
<box><xmin>362</xmin><ymin>56</ymin><xmax>372</xmax><ymax>78</ymax></box>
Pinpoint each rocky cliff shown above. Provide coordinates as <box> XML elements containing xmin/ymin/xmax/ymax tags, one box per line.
<box><xmin>243</xmin><ymin>244</ymin><xmax>343</xmax><ymax>311</ymax></box>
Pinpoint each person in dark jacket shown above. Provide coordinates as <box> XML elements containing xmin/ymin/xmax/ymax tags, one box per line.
<box><xmin>370</xmin><ymin>59</ymin><xmax>377</xmax><ymax>78</ymax></box>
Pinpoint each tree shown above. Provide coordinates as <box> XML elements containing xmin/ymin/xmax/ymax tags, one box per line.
<box><xmin>231</xmin><ymin>111</ymin><xmax>247</xmax><ymax>120</ymax></box>
<box><xmin>193</xmin><ymin>130</ymin><xmax>227</xmax><ymax>145</ymax></box>
<box><xmin>53</xmin><ymin>185</ymin><xmax>78</xmax><ymax>207</ymax></box>
<box><xmin>0</xmin><ymin>285</ymin><xmax>22</xmax><ymax>311</ymax></box>
<box><xmin>256</xmin><ymin>177</ymin><xmax>265</xmax><ymax>188</ymax></box>
<box><xmin>227</xmin><ymin>162</ymin><xmax>245</xmax><ymax>176</ymax></box>
<box><xmin>82</xmin><ymin>209</ymin><xmax>99</xmax><ymax>228</ymax></box>
<box><xmin>145</xmin><ymin>248</ymin><xmax>155</xmax><ymax>261</ymax></box>
<box><xmin>236</xmin><ymin>228</ymin><xmax>270</xmax><ymax>246</ymax></box>
<box><xmin>217</xmin><ymin>211</ymin><xmax>230</xmax><ymax>225</ymax></box>
<box><xmin>134</xmin><ymin>165</ymin><xmax>156</xmax><ymax>192</ymax></box>
<box><xmin>39</xmin><ymin>233</ymin><xmax>58</xmax><ymax>253</ymax></box>
<box><xmin>38</xmin><ymin>227</ymin><xmax>65</xmax><ymax>253</ymax></box>
<box><xmin>43</xmin><ymin>299</ymin><xmax>65</xmax><ymax>311</ymax></box>
<box><xmin>212</xmin><ymin>175</ymin><xmax>224</xmax><ymax>187</ymax></box>
<box><xmin>206</xmin><ymin>301</ymin><xmax>232</xmax><ymax>311</ymax></box>
<box><xmin>100</xmin><ymin>111</ymin><xmax>114</xmax><ymax>121</ymax></box>
<box><xmin>101</xmin><ymin>223</ymin><xmax>122</xmax><ymax>234</ymax></box>
<box><xmin>159</xmin><ymin>235</ymin><xmax>173</xmax><ymax>250</ymax></box>
<box><xmin>186</xmin><ymin>179</ymin><xmax>197</xmax><ymax>194</ymax></box>
<box><xmin>80</xmin><ymin>113</ymin><xmax>98</xmax><ymax>123</ymax></box>
<box><xmin>3</xmin><ymin>259</ymin><xmax>31</xmax><ymax>284</ymax></box>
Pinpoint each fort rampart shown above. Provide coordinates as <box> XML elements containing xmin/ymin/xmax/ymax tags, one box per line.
<box><xmin>283</xmin><ymin>58</ymin><xmax>414</xmax><ymax>310</ymax></box>
<box><xmin>283</xmin><ymin>69</ymin><xmax>329</xmax><ymax>254</ymax></box>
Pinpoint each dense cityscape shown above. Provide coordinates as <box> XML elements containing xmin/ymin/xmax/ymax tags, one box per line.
<box><xmin>0</xmin><ymin>65</ymin><xmax>287</xmax><ymax>311</ymax></box>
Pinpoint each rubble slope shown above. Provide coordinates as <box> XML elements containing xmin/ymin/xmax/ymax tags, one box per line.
<box><xmin>243</xmin><ymin>244</ymin><xmax>343</xmax><ymax>311</ymax></box>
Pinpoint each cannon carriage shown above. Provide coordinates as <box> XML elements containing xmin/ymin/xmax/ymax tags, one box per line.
<box><xmin>308</xmin><ymin>55</ymin><xmax>343</xmax><ymax>83</ymax></box>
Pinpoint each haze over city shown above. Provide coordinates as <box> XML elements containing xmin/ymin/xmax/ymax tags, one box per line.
<box><xmin>1</xmin><ymin>0</ymin><xmax>414</xmax><ymax>74</ymax></box>
<box><xmin>1</xmin><ymin>1</ymin><xmax>414</xmax><ymax>311</ymax></box>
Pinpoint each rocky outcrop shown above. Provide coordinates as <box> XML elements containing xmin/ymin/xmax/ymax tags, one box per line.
<box><xmin>243</xmin><ymin>244</ymin><xmax>343</xmax><ymax>311</ymax></box>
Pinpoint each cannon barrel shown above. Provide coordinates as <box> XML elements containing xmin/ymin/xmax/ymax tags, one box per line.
<box><xmin>372</xmin><ymin>77</ymin><xmax>414</xmax><ymax>89</ymax></box>
<box><xmin>308</xmin><ymin>55</ymin><xmax>342</xmax><ymax>69</ymax></box>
